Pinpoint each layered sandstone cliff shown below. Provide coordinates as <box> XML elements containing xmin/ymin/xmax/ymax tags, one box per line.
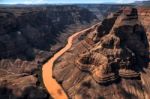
<box><xmin>53</xmin><ymin>7</ymin><xmax>150</xmax><ymax>99</ymax></box>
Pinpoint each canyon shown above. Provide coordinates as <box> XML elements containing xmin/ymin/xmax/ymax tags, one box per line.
<box><xmin>0</xmin><ymin>3</ymin><xmax>149</xmax><ymax>99</ymax></box>
<box><xmin>0</xmin><ymin>4</ymin><xmax>125</xmax><ymax>99</ymax></box>
<box><xmin>53</xmin><ymin>7</ymin><xmax>150</xmax><ymax>99</ymax></box>
<box><xmin>0</xmin><ymin>5</ymin><xmax>98</xmax><ymax>99</ymax></box>
<box><xmin>42</xmin><ymin>23</ymin><xmax>99</xmax><ymax>99</ymax></box>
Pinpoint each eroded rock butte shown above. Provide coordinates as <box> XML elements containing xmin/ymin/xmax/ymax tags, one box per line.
<box><xmin>53</xmin><ymin>7</ymin><xmax>150</xmax><ymax>99</ymax></box>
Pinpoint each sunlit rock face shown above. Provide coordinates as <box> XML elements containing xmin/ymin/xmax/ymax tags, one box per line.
<box><xmin>53</xmin><ymin>7</ymin><xmax>150</xmax><ymax>99</ymax></box>
<box><xmin>138</xmin><ymin>7</ymin><xmax>150</xmax><ymax>51</ymax></box>
<box><xmin>77</xmin><ymin>8</ymin><xmax>148</xmax><ymax>83</ymax></box>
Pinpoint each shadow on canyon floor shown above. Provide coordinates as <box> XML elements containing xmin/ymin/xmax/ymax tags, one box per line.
<box><xmin>0</xmin><ymin>86</ymin><xmax>51</xmax><ymax>99</ymax></box>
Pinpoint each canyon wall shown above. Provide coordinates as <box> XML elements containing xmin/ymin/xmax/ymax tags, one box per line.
<box><xmin>78</xmin><ymin>4</ymin><xmax>130</xmax><ymax>20</ymax></box>
<box><xmin>0</xmin><ymin>5</ymin><xmax>98</xmax><ymax>99</ymax></box>
<box><xmin>0</xmin><ymin>4</ymin><xmax>147</xmax><ymax>99</ymax></box>
<box><xmin>53</xmin><ymin>7</ymin><xmax>150</xmax><ymax>99</ymax></box>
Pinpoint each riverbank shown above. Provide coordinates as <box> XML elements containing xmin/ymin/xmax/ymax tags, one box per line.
<box><xmin>42</xmin><ymin>23</ymin><xmax>99</xmax><ymax>99</ymax></box>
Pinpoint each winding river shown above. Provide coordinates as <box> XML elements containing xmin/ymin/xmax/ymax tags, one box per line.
<box><xmin>42</xmin><ymin>24</ymin><xmax>98</xmax><ymax>99</ymax></box>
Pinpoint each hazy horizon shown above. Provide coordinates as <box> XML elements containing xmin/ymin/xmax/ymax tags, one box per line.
<box><xmin>0</xmin><ymin>0</ymin><xmax>149</xmax><ymax>4</ymax></box>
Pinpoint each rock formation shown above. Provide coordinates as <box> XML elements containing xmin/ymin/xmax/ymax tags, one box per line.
<box><xmin>53</xmin><ymin>7</ymin><xmax>150</xmax><ymax>99</ymax></box>
<box><xmin>0</xmin><ymin>5</ymin><xmax>98</xmax><ymax>99</ymax></box>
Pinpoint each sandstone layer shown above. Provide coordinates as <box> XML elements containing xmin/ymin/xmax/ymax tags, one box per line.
<box><xmin>53</xmin><ymin>7</ymin><xmax>150</xmax><ymax>99</ymax></box>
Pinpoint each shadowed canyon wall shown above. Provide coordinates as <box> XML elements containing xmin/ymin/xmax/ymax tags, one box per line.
<box><xmin>0</xmin><ymin>5</ymin><xmax>98</xmax><ymax>99</ymax></box>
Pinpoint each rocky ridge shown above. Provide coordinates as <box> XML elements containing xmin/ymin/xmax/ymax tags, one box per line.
<box><xmin>53</xmin><ymin>7</ymin><xmax>150</xmax><ymax>99</ymax></box>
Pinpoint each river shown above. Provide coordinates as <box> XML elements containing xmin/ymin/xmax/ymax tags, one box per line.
<box><xmin>42</xmin><ymin>24</ymin><xmax>98</xmax><ymax>99</ymax></box>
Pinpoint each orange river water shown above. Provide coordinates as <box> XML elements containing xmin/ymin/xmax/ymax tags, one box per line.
<box><xmin>42</xmin><ymin>24</ymin><xmax>98</xmax><ymax>99</ymax></box>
